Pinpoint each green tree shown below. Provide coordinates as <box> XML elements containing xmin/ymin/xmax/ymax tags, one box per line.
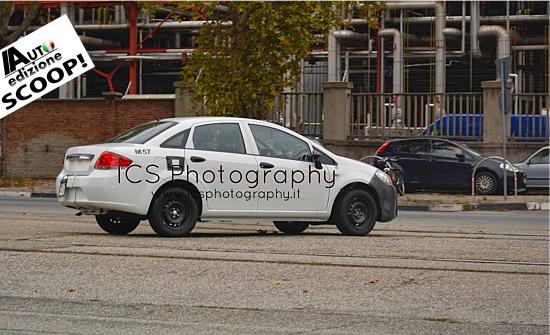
<box><xmin>181</xmin><ymin>2</ymin><xmax>382</xmax><ymax>119</ymax></box>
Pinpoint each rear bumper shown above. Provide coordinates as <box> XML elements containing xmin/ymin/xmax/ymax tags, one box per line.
<box><xmin>371</xmin><ymin>176</ymin><xmax>398</xmax><ymax>222</ymax></box>
<box><xmin>56</xmin><ymin>171</ymin><xmax>151</xmax><ymax>215</ymax></box>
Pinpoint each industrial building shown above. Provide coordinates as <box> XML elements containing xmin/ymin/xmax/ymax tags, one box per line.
<box><xmin>1</xmin><ymin>1</ymin><xmax>549</xmax><ymax>179</ymax></box>
<box><xmin>6</xmin><ymin>1</ymin><xmax>548</xmax><ymax>98</ymax></box>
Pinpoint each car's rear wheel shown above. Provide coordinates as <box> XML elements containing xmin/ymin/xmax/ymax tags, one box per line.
<box><xmin>273</xmin><ymin>221</ymin><xmax>309</xmax><ymax>234</ymax></box>
<box><xmin>334</xmin><ymin>189</ymin><xmax>378</xmax><ymax>236</ymax></box>
<box><xmin>475</xmin><ymin>172</ymin><xmax>497</xmax><ymax>195</ymax></box>
<box><xmin>148</xmin><ymin>187</ymin><xmax>198</xmax><ymax>237</ymax></box>
<box><xmin>95</xmin><ymin>214</ymin><xmax>140</xmax><ymax>235</ymax></box>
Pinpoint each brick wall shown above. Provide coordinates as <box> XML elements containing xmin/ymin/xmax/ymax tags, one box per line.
<box><xmin>1</xmin><ymin>98</ymin><xmax>174</xmax><ymax>178</ymax></box>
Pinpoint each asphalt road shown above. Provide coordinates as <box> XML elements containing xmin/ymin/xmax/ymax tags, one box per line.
<box><xmin>0</xmin><ymin>197</ymin><xmax>548</xmax><ymax>335</ymax></box>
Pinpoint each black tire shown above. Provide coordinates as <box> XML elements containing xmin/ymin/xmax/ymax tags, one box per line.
<box><xmin>334</xmin><ymin>189</ymin><xmax>378</xmax><ymax>236</ymax></box>
<box><xmin>273</xmin><ymin>221</ymin><xmax>309</xmax><ymax>234</ymax></box>
<box><xmin>389</xmin><ymin>170</ymin><xmax>406</xmax><ymax>196</ymax></box>
<box><xmin>148</xmin><ymin>187</ymin><xmax>199</xmax><ymax>237</ymax></box>
<box><xmin>475</xmin><ymin>172</ymin><xmax>497</xmax><ymax>195</ymax></box>
<box><xmin>95</xmin><ymin>215</ymin><xmax>140</xmax><ymax>235</ymax></box>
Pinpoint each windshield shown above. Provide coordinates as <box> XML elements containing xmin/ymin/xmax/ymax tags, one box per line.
<box><xmin>108</xmin><ymin>121</ymin><xmax>176</xmax><ymax>144</ymax></box>
<box><xmin>457</xmin><ymin>143</ymin><xmax>481</xmax><ymax>157</ymax></box>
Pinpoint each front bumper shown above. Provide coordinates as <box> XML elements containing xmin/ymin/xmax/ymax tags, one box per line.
<box><xmin>371</xmin><ymin>176</ymin><xmax>398</xmax><ymax>222</ymax></box>
<box><xmin>501</xmin><ymin>171</ymin><xmax>527</xmax><ymax>193</ymax></box>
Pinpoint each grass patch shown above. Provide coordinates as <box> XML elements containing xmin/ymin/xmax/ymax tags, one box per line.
<box><xmin>0</xmin><ymin>177</ymin><xmax>50</xmax><ymax>188</ymax></box>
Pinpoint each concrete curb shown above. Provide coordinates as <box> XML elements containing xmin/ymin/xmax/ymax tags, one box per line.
<box><xmin>398</xmin><ymin>202</ymin><xmax>549</xmax><ymax>212</ymax></box>
<box><xmin>0</xmin><ymin>191</ymin><xmax>31</xmax><ymax>198</ymax></box>
<box><xmin>30</xmin><ymin>193</ymin><xmax>57</xmax><ymax>199</ymax></box>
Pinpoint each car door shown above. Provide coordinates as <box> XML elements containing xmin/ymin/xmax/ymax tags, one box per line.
<box><xmin>525</xmin><ymin>148</ymin><xmax>550</xmax><ymax>188</ymax></box>
<box><xmin>185</xmin><ymin>121</ymin><xmax>258</xmax><ymax>212</ymax></box>
<box><xmin>429</xmin><ymin>140</ymin><xmax>472</xmax><ymax>189</ymax></box>
<box><xmin>245</xmin><ymin>122</ymin><xmax>332</xmax><ymax>214</ymax></box>
<box><xmin>392</xmin><ymin>139</ymin><xmax>432</xmax><ymax>187</ymax></box>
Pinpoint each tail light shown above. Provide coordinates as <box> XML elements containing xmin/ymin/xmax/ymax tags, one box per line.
<box><xmin>376</xmin><ymin>141</ymin><xmax>391</xmax><ymax>155</ymax></box>
<box><xmin>95</xmin><ymin>151</ymin><xmax>133</xmax><ymax>169</ymax></box>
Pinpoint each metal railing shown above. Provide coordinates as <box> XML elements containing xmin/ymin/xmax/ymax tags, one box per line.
<box><xmin>511</xmin><ymin>93</ymin><xmax>549</xmax><ymax>141</ymax></box>
<box><xmin>267</xmin><ymin>92</ymin><xmax>323</xmax><ymax>138</ymax></box>
<box><xmin>349</xmin><ymin>92</ymin><xmax>483</xmax><ymax>141</ymax></box>
<box><xmin>471</xmin><ymin>156</ymin><xmax>518</xmax><ymax>199</ymax></box>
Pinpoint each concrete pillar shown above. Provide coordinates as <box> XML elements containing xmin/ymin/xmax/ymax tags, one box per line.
<box><xmin>174</xmin><ymin>81</ymin><xmax>198</xmax><ymax>117</ymax></box>
<box><xmin>59</xmin><ymin>2</ymin><xmax>75</xmax><ymax>99</ymax></box>
<box><xmin>482</xmin><ymin>80</ymin><xmax>512</xmax><ymax>143</ymax></box>
<box><xmin>323</xmin><ymin>82</ymin><xmax>353</xmax><ymax>141</ymax></box>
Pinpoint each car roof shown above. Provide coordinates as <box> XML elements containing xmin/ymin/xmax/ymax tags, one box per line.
<box><xmin>164</xmin><ymin>116</ymin><xmax>261</xmax><ymax>122</ymax></box>
<box><xmin>162</xmin><ymin>116</ymin><xmax>278</xmax><ymax>127</ymax></box>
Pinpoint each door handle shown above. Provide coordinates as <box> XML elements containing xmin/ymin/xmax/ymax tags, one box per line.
<box><xmin>190</xmin><ymin>156</ymin><xmax>206</xmax><ymax>163</ymax></box>
<box><xmin>260</xmin><ymin>162</ymin><xmax>274</xmax><ymax>169</ymax></box>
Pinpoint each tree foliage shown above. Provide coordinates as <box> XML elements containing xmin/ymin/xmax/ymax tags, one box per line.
<box><xmin>178</xmin><ymin>1</ymin><xmax>383</xmax><ymax>119</ymax></box>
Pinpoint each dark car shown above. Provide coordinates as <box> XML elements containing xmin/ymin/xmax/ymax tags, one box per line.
<box><xmin>375</xmin><ymin>138</ymin><xmax>526</xmax><ymax>195</ymax></box>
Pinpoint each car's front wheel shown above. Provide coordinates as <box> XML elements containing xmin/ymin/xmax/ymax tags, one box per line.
<box><xmin>334</xmin><ymin>189</ymin><xmax>378</xmax><ymax>236</ymax></box>
<box><xmin>148</xmin><ymin>187</ymin><xmax>199</xmax><ymax>237</ymax></box>
<box><xmin>95</xmin><ymin>214</ymin><xmax>140</xmax><ymax>235</ymax></box>
<box><xmin>475</xmin><ymin>172</ymin><xmax>497</xmax><ymax>195</ymax></box>
<box><xmin>273</xmin><ymin>221</ymin><xmax>309</xmax><ymax>234</ymax></box>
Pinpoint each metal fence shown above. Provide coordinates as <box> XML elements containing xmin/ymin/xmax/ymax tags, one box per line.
<box><xmin>349</xmin><ymin>93</ymin><xmax>483</xmax><ymax>141</ymax></box>
<box><xmin>511</xmin><ymin>93</ymin><xmax>549</xmax><ymax>141</ymax></box>
<box><xmin>267</xmin><ymin>92</ymin><xmax>324</xmax><ymax>138</ymax></box>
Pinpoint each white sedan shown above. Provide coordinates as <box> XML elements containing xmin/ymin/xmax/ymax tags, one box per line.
<box><xmin>57</xmin><ymin>117</ymin><xmax>397</xmax><ymax>236</ymax></box>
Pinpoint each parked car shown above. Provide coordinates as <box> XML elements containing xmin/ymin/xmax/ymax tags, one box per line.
<box><xmin>423</xmin><ymin>113</ymin><xmax>548</xmax><ymax>140</ymax></box>
<box><xmin>515</xmin><ymin>146</ymin><xmax>549</xmax><ymax>190</ymax></box>
<box><xmin>57</xmin><ymin>117</ymin><xmax>397</xmax><ymax>237</ymax></box>
<box><xmin>375</xmin><ymin>138</ymin><xmax>526</xmax><ymax>195</ymax></box>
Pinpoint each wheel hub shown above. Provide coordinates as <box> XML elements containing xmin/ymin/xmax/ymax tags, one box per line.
<box><xmin>476</xmin><ymin>175</ymin><xmax>494</xmax><ymax>192</ymax></box>
<box><xmin>162</xmin><ymin>200</ymin><xmax>187</xmax><ymax>227</ymax></box>
<box><xmin>347</xmin><ymin>198</ymin><xmax>369</xmax><ymax>226</ymax></box>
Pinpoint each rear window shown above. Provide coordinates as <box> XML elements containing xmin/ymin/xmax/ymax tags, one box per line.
<box><xmin>108</xmin><ymin>121</ymin><xmax>176</xmax><ymax>144</ymax></box>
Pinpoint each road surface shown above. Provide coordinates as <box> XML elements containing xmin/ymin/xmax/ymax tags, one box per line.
<box><xmin>0</xmin><ymin>197</ymin><xmax>548</xmax><ymax>334</ymax></box>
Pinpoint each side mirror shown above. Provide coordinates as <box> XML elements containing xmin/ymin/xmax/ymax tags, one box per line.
<box><xmin>313</xmin><ymin>153</ymin><xmax>322</xmax><ymax>169</ymax></box>
<box><xmin>456</xmin><ymin>153</ymin><xmax>465</xmax><ymax>162</ymax></box>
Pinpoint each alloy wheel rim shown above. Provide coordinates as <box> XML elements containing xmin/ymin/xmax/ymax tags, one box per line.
<box><xmin>476</xmin><ymin>175</ymin><xmax>494</xmax><ymax>193</ymax></box>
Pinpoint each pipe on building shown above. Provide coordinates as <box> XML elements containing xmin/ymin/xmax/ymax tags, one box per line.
<box><xmin>375</xmin><ymin>14</ymin><xmax>550</xmax><ymax>25</ymax></box>
<box><xmin>512</xmin><ymin>45</ymin><xmax>549</xmax><ymax>51</ymax></box>
<box><xmin>79</xmin><ymin>35</ymin><xmax>121</xmax><ymax>49</ymax></box>
<box><xmin>327</xmin><ymin>31</ymin><xmax>339</xmax><ymax>82</ymax></box>
<box><xmin>461</xmin><ymin>1</ymin><xmax>466</xmax><ymax>55</ymax></box>
<box><xmin>478</xmin><ymin>25</ymin><xmax>511</xmax><ymax>80</ymax></box>
<box><xmin>385</xmin><ymin>1</ymin><xmax>445</xmax><ymax>94</ymax></box>
<box><xmin>471</xmin><ymin>1</ymin><xmax>481</xmax><ymax>58</ymax></box>
<box><xmin>328</xmin><ymin>30</ymin><xmax>369</xmax><ymax>81</ymax></box>
<box><xmin>378</xmin><ymin>28</ymin><xmax>403</xmax><ymax>95</ymax></box>
<box><xmin>443</xmin><ymin>27</ymin><xmax>461</xmax><ymax>38</ymax></box>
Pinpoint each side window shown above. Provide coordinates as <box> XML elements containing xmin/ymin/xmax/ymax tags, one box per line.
<box><xmin>431</xmin><ymin>140</ymin><xmax>462</xmax><ymax>159</ymax></box>
<box><xmin>314</xmin><ymin>148</ymin><xmax>336</xmax><ymax>165</ymax></box>
<box><xmin>249</xmin><ymin>124</ymin><xmax>311</xmax><ymax>160</ymax></box>
<box><xmin>160</xmin><ymin>129</ymin><xmax>190</xmax><ymax>148</ymax></box>
<box><xmin>395</xmin><ymin>140</ymin><xmax>430</xmax><ymax>155</ymax></box>
<box><xmin>530</xmin><ymin>149</ymin><xmax>549</xmax><ymax>164</ymax></box>
<box><xmin>192</xmin><ymin>123</ymin><xmax>246</xmax><ymax>154</ymax></box>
